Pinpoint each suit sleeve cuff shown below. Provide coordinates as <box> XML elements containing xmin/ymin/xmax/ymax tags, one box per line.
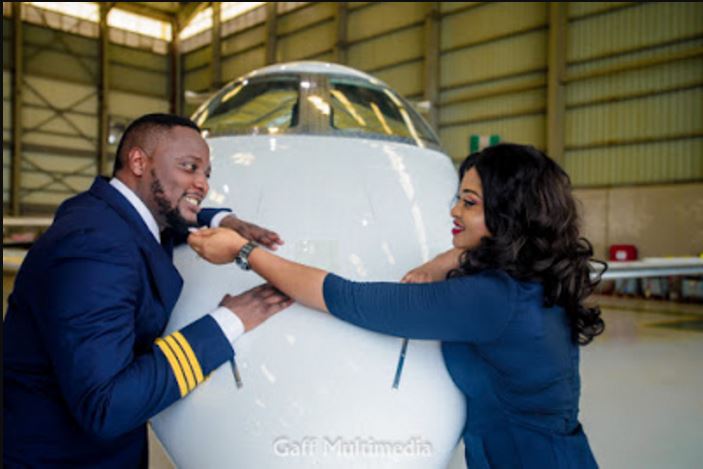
<box><xmin>210</xmin><ymin>211</ymin><xmax>234</xmax><ymax>228</ymax></box>
<box><xmin>209</xmin><ymin>307</ymin><xmax>245</xmax><ymax>346</ymax></box>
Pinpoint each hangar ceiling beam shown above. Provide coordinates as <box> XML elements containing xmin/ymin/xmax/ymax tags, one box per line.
<box><xmin>334</xmin><ymin>2</ymin><xmax>349</xmax><ymax>64</ymax></box>
<box><xmin>423</xmin><ymin>2</ymin><xmax>441</xmax><ymax>131</ymax></box>
<box><xmin>98</xmin><ymin>3</ymin><xmax>113</xmax><ymax>176</ymax></box>
<box><xmin>11</xmin><ymin>2</ymin><xmax>24</xmax><ymax>215</ymax></box>
<box><xmin>547</xmin><ymin>2</ymin><xmax>567</xmax><ymax>167</ymax></box>
<box><xmin>171</xmin><ymin>17</ymin><xmax>183</xmax><ymax>115</ymax></box>
<box><xmin>211</xmin><ymin>2</ymin><xmax>222</xmax><ymax>90</ymax></box>
<box><xmin>177</xmin><ymin>2</ymin><xmax>211</xmax><ymax>33</ymax></box>
<box><xmin>265</xmin><ymin>3</ymin><xmax>278</xmax><ymax>64</ymax></box>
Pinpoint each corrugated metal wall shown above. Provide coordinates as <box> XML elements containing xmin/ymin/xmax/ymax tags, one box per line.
<box><xmin>438</xmin><ymin>2</ymin><xmax>548</xmax><ymax>158</ymax></box>
<box><xmin>277</xmin><ymin>2</ymin><xmax>336</xmax><ymax>62</ymax></box>
<box><xmin>6</xmin><ymin>2</ymin><xmax>702</xmax><ymax>213</ymax></box>
<box><xmin>181</xmin><ymin>1</ymin><xmax>702</xmax><ymax>189</ymax></box>
<box><xmin>3</xmin><ymin>4</ymin><xmax>170</xmax><ymax>212</ymax></box>
<box><xmin>565</xmin><ymin>2</ymin><xmax>703</xmax><ymax>186</ymax></box>
<box><xmin>3</xmin><ymin>22</ymin><xmax>12</xmax><ymax>206</ymax></box>
<box><xmin>347</xmin><ymin>2</ymin><xmax>425</xmax><ymax>98</ymax></box>
<box><xmin>182</xmin><ymin>2</ymin><xmax>551</xmax><ymax>157</ymax></box>
<box><xmin>20</xmin><ymin>19</ymin><xmax>99</xmax><ymax>208</ymax></box>
<box><xmin>183</xmin><ymin>2</ymin><xmax>339</xmax><ymax>116</ymax></box>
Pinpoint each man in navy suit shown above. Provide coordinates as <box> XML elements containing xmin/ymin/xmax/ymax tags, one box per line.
<box><xmin>3</xmin><ymin>114</ymin><xmax>291</xmax><ymax>467</ymax></box>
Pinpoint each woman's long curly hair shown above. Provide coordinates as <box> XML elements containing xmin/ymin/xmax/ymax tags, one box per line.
<box><xmin>448</xmin><ymin>144</ymin><xmax>605</xmax><ymax>345</ymax></box>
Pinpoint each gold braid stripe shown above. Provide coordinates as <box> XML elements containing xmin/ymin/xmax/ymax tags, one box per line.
<box><xmin>155</xmin><ymin>338</ymin><xmax>188</xmax><ymax>397</ymax></box>
<box><xmin>165</xmin><ymin>335</ymin><xmax>196</xmax><ymax>392</ymax></box>
<box><xmin>173</xmin><ymin>331</ymin><xmax>204</xmax><ymax>384</ymax></box>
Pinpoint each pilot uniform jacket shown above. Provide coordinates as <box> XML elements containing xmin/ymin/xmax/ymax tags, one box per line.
<box><xmin>3</xmin><ymin>177</ymin><xmax>234</xmax><ymax>468</ymax></box>
<box><xmin>324</xmin><ymin>271</ymin><xmax>599</xmax><ymax>468</ymax></box>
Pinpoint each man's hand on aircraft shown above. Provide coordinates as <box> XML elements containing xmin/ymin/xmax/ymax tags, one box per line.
<box><xmin>219</xmin><ymin>284</ymin><xmax>293</xmax><ymax>331</ymax></box>
<box><xmin>221</xmin><ymin>215</ymin><xmax>284</xmax><ymax>250</ymax></box>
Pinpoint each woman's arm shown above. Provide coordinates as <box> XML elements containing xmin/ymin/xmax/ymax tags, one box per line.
<box><xmin>189</xmin><ymin>228</ymin><xmax>517</xmax><ymax>343</ymax></box>
<box><xmin>188</xmin><ymin>228</ymin><xmax>329</xmax><ymax>312</ymax></box>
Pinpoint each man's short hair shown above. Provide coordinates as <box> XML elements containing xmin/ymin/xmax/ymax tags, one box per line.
<box><xmin>112</xmin><ymin>113</ymin><xmax>201</xmax><ymax>176</ymax></box>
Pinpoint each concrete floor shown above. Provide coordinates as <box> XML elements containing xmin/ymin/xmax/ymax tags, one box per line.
<box><xmin>578</xmin><ymin>295</ymin><xmax>703</xmax><ymax>469</ymax></box>
<box><xmin>147</xmin><ymin>294</ymin><xmax>703</xmax><ymax>469</ymax></box>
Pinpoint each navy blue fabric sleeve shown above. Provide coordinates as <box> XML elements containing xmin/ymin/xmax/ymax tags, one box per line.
<box><xmin>169</xmin><ymin>208</ymin><xmax>232</xmax><ymax>246</ymax></box>
<box><xmin>197</xmin><ymin>208</ymin><xmax>232</xmax><ymax>226</ymax></box>
<box><xmin>37</xmin><ymin>233</ymin><xmax>233</xmax><ymax>440</ymax></box>
<box><xmin>323</xmin><ymin>271</ymin><xmax>517</xmax><ymax>343</ymax></box>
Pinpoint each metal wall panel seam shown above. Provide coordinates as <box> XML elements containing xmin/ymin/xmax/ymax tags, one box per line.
<box><xmin>441</xmin><ymin>79</ymin><xmax>546</xmax><ymax>106</ymax></box>
<box><xmin>277</xmin><ymin>1</ymin><xmax>319</xmax><ymax>18</ymax></box>
<box><xmin>440</xmin><ymin>25</ymin><xmax>548</xmax><ymax>56</ymax></box>
<box><xmin>20</xmin><ymin>102</ymin><xmax>96</xmax><ymax>119</ymax></box>
<box><xmin>440</xmin><ymin>108</ymin><xmax>546</xmax><ymax>128</ymax></box>
<box><xmin>221</xmin><ymin>22</ymin><xmax>266</xmax><ymax>44</ymax></box>
<box><xmin>366</xmin><ymin>56</ymin><xmax>424</xmax><ymax>75</ymax></box>
<box><xmin>566</xmin><ymin>133</ymin><xmax>703</xmax><ymax>151</ymax></box>
<box><xmin>105</xmin><ymin>85</ymin><xmax>170</xmax><ymax>101</ymax></box>
<box><xmin>440</xmin><ymin>3</ymin><xmax>494</xmax><ymax>19</ymax></box>
<box><xmin>441</xmin><ymin>66</ymin><xmax>548</xmax><ymax>92</ymax></box>
<box><xmin>568</xmin><ymin>34</ymin><xmax>703</xmax><ymax>67</ymax></box>
<box><xmin>345</xmin><ymin>21</ymin><xmax>425</xmax><ymax>47</ymax></box>
<box><xmin>567</xmin><ymin>46</ymin><xmax>703</xmax><ymax>82</ymax></box>
<box><xmin>277</xmin><ymin>17</ymin><xmax>334</xmax><ymax>40</ymax></box>
<box><xmin>295</xmin><ymin>48</ymin><xmax>336</xmax><ymax>62</ymax></box>
<box><xmin>2</xmin><ymin>142</ymin><xmax>97</xmax><ymax>159</ymax></box>
<box><xmin>568</xmin><ymin>3</ymin><xmax>642</xmax><ymax>23</ymax></box>
<box><xmin>23</xmin><ymin>42</ymin><xmax>97</xmax><ymax>61</ymax></box>
<box><xmin>566</xmin><ymin>82</ymin><xmax>703</xmax><ymax>110</ymax></box>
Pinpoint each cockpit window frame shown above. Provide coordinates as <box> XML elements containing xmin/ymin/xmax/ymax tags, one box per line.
<box><xmin>193</xmin><ymin>72</ymin><xmax>442</xmax><ymax>151</ymax></box>
<box><xmin>325</xmin><ymin>74</ymin><xmax>440</xmax><ymax>149</ymax></box>
<box><xmin>192</xmin><ymin>74</ymin><xmax>302</xmax><ymax>137</ymax></box>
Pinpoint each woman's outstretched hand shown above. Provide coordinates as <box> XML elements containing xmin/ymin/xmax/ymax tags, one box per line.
<box><xmin>400</xmin><ymin>248</ymin><xmax>463</xmax><ymax>283</ymax></box>
<box><xmin>401</xmin><ymin>267</ymin><xmax>434</xmax><ymax>284</ymax></box>
<box><xmin>188</xmin><ymin>227</ymin><xmax>246</xmax><ymax>264</ymax></box>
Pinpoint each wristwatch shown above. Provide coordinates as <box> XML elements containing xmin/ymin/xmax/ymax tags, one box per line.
<box><xmin>235</xmin><ymin>241</ymin><xmax>259</xmax><ymax>271</ymax></box>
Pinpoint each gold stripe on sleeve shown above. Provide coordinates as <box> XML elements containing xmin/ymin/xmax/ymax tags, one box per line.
<box><xmin>172</xmin><ymin>331</ymin><xmax>205</xmax><ymax>384</ymax></box>
<box><xmin>165</xmin><ymin>335</ymin><xmax>196</xmax><ymax>392</ymax></box>
<box><xmin>155</xmin><ymin>338</ymin><xmax>188</xmax><ymax>398</ymax></box>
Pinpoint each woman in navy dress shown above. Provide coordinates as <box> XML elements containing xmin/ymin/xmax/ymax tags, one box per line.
<box><xmin>189</xmin><ymin>143</ymin><xmax>605</xmax><ymax>468</ymax></box>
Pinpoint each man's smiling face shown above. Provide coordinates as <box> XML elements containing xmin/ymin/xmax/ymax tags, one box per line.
<box><xmin>143</xmin><ymin>126</ymin><xmax>211</xmax><ymax>233</ymax></box>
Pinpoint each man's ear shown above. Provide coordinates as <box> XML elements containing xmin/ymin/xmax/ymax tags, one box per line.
<box><xmin>126</xmin><ymin>147</ymin><xmax>148</xmax><ymax>177</ymax></box>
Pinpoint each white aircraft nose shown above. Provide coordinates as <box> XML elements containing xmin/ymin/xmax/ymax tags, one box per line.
<box><xmin>152</xmin><ymin>63</ymin><xmax>464</xmax><ymax>469</ymax></box>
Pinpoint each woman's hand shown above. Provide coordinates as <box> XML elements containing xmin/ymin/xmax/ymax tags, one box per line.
<box><xmin>401</xmin><ymin>267</ymin><xmax>434</xmax><ymax>284</ymax></box>
<box><xmin>400</xmin><ymin>248</ymin><xmax>463</xmax><ymax>283</ymax></box>
<box><xmin>188</xmin><ymin>227</ymin><xmax>246</xmax><ymax>264</ymax></box>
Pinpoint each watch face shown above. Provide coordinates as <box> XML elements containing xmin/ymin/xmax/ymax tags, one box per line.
<box><xmin>235</xmin><ymin>255</ymin><xmax>249</xmax><ymax>270</ymax></box>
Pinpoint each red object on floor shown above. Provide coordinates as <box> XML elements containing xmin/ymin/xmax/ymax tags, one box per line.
<box><xmin>609</xmin><ymin>244</ymin><xmax>638</xmax><ymax>261</ymax></box>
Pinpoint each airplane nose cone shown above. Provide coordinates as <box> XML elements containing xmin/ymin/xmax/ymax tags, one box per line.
<box><xmin>153</xmin><ymin>113</ymin><xmax>462</xmax><ymax>469</ymax></box>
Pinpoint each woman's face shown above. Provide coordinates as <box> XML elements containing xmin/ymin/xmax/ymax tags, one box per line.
<box><xmin>450</xmin><ymin>167</ymin><xmax>491</xmax><ymax>250</ymax></box>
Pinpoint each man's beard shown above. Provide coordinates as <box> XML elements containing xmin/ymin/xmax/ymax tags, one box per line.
<box><xmin>151</xmin><ymin>172</ymin><xmax>195</xmax><ymax>235</ymax></box>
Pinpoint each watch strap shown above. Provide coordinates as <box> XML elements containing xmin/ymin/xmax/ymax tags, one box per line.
<box><xmin>235</xmin><ymin>241</ymin><xmax>258</xmax><ymax>270</ymax></box>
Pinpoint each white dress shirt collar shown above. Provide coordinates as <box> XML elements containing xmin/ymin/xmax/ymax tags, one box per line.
<box><xmin>110</xmin><ymin>178</ymin><xmax>244</xmax><ymax>346</ymax></box>
<box><xmin>109</xmin><ymin>177</ymin><xmax>160</xmax><ymax>243</ymax></box>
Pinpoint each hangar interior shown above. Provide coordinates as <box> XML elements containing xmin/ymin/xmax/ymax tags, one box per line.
<box><xmin>2</xmin><ymin>2</ymin><xmax>703</xmax><ymax>469</ymax></box>
<box><xmin>3</xmin><ymin>2</ymin><xmax>703</xmax><ymax>259</ymax></box>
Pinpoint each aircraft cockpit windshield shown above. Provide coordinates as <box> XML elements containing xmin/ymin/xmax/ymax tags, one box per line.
<box><xmin>194</xmin><ymin>76</ymin><xmax>299</xmax><ymax>136</ymax></box>
<box><xmin>193</xmin><ymin>74</ymin><xmax>440</xmax><ymax>149</ymax></box>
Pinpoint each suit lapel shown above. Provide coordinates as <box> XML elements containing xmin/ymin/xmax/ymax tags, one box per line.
<box><xmin>89</xmin><ymin>177</ymin><xmax>183</xmax><ymax>312</ymax></box>
<box><xmin>139</xmin><ymin>243</ymin><xmax>183</xmax><ymax>314</ymax></box>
